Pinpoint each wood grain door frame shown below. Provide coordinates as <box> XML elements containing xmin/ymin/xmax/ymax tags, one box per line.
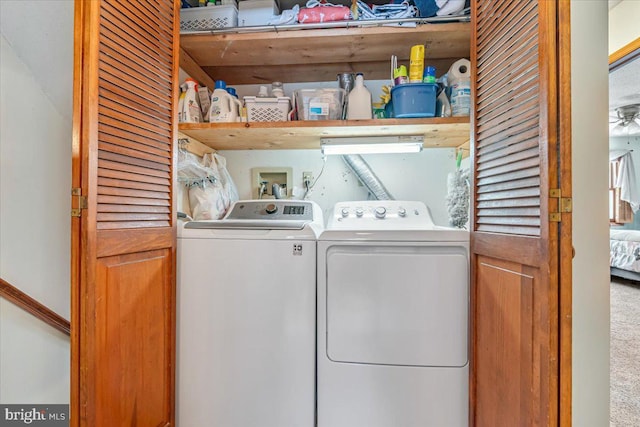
<box><xmin>558</xmin><ymin>1</ymin><xmax>573</xmax><ymax>425</ymax></box>
<box><xmin>609</xmin><ymin>36</ymin><xmax>640</xmax><ymax>71</ymax></box>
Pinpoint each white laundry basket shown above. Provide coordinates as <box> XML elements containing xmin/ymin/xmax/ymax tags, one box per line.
<box><xmin>244</xmin><ymin>96</ymin><xmax>291</xmax><ymax>122</ymax></box>
<box><xmin>180</xmin><ymin>5</ymin><xmax>238</xmax><ymax>31</ymax></box>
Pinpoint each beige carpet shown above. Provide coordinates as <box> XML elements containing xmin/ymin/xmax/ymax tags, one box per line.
<box><xmin>610</xmin><ymin>279</ymin><xmax>640</xmax><ymax>426</ymax></box>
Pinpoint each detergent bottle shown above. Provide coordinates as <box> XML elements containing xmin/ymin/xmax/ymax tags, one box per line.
<box><xmin>182</xmin><ymin>78</ymin><xmax>202</xmax><ymax>123</ymax></box>
<box><xmin>347</xmin><ymin>73</ymin><xmax>373</xmax><ymax>120</ymax></box>
<box><xmin>208</xmin><ymin>80</ymin><xmax>235</xmax><ymax>123</ymax></box>
<box><xmin>226</xmin><ymin>87</ymin><xmax>243</xmax><ymax>122</ymax></box>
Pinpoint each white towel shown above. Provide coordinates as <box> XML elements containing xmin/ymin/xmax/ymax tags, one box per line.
<box><xmin>614</xmin><ymin>152</ymin><xmax>640</xmax><ymax>213</ymax></box>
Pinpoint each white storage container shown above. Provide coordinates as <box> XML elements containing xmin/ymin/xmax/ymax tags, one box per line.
<box><xmin>180</xmin><ymin>5</ymin><xmax>238</xmax><ymax>31</ymax></box>
<box><xmin>238</xmin><ymin>0</ymin><xmax>279</xmax><ymax>26</ymax></box>
<box><xmin>244</xmin><ymin>96</ymin><xmax>291</xmax><ymax>122</ymax></box>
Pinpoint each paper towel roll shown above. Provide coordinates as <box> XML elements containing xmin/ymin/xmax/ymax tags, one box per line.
<box><xmin>448</xmin><ymin>58</ymin><xmax>471</xmax><ymax>85</ymax></box>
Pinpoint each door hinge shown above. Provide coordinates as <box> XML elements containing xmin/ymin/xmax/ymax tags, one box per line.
<box><xmin>549</xmin><ymin>188</ymin><xmax>572</xmax><ymax>222</ymax></box>
<box><xmin>71</xmin><ymin>187</ymin><xmax>87</xmax><ymax>217</ymax></box>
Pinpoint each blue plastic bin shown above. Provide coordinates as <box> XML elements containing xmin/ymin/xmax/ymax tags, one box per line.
<box><xmin>391</xmin><ymin>83</ymin><xmax>437</xmax><ymax>118</ymax></box>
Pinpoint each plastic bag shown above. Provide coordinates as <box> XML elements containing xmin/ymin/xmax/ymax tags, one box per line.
<box><xmin>203</xmin><ymin>153</ymin><xmax>239</xmax><ymax>212</ymax></box>
<box><xmin>188</xmin><ymin>178</ymin><xmax>226</xmax><ymax>220</ymax></box>
<box><xmin>178</xmin><ymin>150</ymin><xmax>229</xmax><ymax>220</ymax></box>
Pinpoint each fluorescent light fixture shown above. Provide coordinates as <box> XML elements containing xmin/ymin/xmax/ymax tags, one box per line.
<box><xmin>320</xmin><ymin>136</ymin><xmax>423</xmax><ymax>155</ymax></box>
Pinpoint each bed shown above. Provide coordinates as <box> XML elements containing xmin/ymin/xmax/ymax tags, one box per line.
<box><xmin>610</xmin><ymin>229</ymin><xmax>640</xmax><ymax>281</ymax></box>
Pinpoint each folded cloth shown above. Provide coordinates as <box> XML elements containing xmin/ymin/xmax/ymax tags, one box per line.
<box><xmin>436</xmin><ymin>0</ymin><xmax>466</xmax><ymax>16</ymax></box>
<box><xmin>268</xmin><ymin>4</ymin><xmax>300</xmax><ymax>25</ymax></box>
<box><xmin>413</xmin><ymin>0</ymin><xmax>440</xmax><ymax>17</ymax></box>
<box><xmin>356</xmin><ymin>0</ymin><xmax>418</xmax><ymax>20</ymax></box>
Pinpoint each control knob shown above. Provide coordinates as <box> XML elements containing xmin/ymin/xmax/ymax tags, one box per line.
<box><xmin>398</xmin><ymin>208</ymin><xmax>407</xmax><ymax>217</ymax></box>
<box><xmin>355</xmin><ymin>208</ymin><xmax>364</xmax><ymax>217</ymax></box>
<box><xmin>375</xmin><ymin>206</ymin><xmax>387</xmax><ymax>219</ymax></box>
<box><xmin>265</xmin><ymin>203</ymin><xmax>278</xmax><ymax>214</ymax></box>
<box><xmin>341</xmin><ymin>208</ymin><xmax>350</xmax><ymax>218</ymax></box>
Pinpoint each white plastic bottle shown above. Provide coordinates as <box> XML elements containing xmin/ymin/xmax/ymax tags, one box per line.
<box><xmin>209</xmin><ymin>80</ymin><xmax>233</xmax><ymax>123</ymax></box>
<box><xmin>177</xmin><ymin>83</ymin><xmax>187</xmax><ymax>122</ymax></box>
<box><xmin>271</xmin><ymin>82</ymin><xmax>284</xmax><ymax>98</ymax></box>
<box><xmin>347</xmin><ymin>73</ymin><xmax>373</xmax><ymax>120</ymax></box>
<box><xmin>182</xmin><ymin>78</ymin><xmax>203</xmax><ymax>123</ymax></box>
<box><xmin>449</xmin><ymin>78</ymin><xmax>471</xmax><ymax>117</ymax></box>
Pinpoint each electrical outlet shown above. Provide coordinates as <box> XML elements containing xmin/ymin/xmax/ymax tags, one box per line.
<box><xmin>302</xmin><ymin>172</ymin><xmax>314</xmax><ymax>185</ymax></box>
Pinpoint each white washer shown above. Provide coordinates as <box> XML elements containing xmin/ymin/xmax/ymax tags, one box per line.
<box><xmin>177</xmin><ymin>200</ymin><xmax>323</xmax><ymax>427</ymax></box>
<box><xmin>317</xmin><ymin>201</ymin><xmax>469</xmax><ymax>427</ymax></box>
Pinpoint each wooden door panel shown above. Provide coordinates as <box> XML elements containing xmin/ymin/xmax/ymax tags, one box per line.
<box><xmin>95</xmin><ymin>249</ymin><xmax>172</xmax><ymax>426</ymax></box>
<box><xmin>72</xmin><ymin>0</ymin><xmax>179</xmax><ymax>425</ymax></box>
<box><xmin>471</xmin><ymin>0</ymin><xmax>568</xmax><ymax>425</ymax></box>
<box><xmin>475</xmin><ymin>255</ymin><xmax>534</xmax><ymax>426</ymax></box>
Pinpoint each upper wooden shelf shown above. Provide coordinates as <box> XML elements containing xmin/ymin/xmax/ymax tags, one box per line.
<box><xmin>178</xmin><ymin>117</ymin><xmax>470</xmax><ymax>150</ymax></box>
<box><xmin>179</xmin><ymin>22</ymin><xmax>471</xmax><ymax>85</ymax></box>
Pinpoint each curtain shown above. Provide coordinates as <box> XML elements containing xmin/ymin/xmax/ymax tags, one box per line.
<box><xmin>610</xmin><ymin>150</ymin><xmax>640</xmax><ymax>212</ymax></box>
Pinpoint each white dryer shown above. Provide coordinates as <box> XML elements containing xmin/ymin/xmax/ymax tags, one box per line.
<box><xmin>177</xmin><ymin>200</ymin><xmax>323</xmax><ymax>427</ymax></box>
<box><xmin>317</xmin><ymin>201</ymin><xmax>469</xmax><ymax>427</ymax></box>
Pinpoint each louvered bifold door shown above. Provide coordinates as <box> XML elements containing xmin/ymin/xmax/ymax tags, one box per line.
<box><xmin>470</xmin><ymin>0</ymin><xmax>563</xmax><ymax>426</ymax></box>
<box><xmin>71</xmin><ymin>1</ymin><xmax>179</xmax><ymax>426</ymax></box>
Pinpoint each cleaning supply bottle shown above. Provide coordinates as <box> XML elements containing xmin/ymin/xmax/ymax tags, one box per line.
<box><xmin>423</xmin><ymin>65</ymin><xmax>436</xmax><ymax>83</ymax></box>
<box><xmin>448</xmin><ymin>59</ymin><xmax>471</xmax><ymax>117</ymax></box>
<box><xmin>226</xmin><ymin>87</ymin><xmax>243</xmax><ymax>122</ymax></box>
<box><xmin>177</xmin><ymin>82</ymin><xmax>187</xmax><ymax>122</ymax></box>
<box><xmin>409</xmin><ymin>44</ymin><xmax>425</xmax><ymax>83</ymax></box>
<box><xmin>347</xmin><ymin>73</ymin><xmax>373</xmax><ymax>120</ymax></box>
<box><xmin>208</xmin><ymin>80</ymin><xmax>234</xmax><ymax>123</ymax></box>
<box><xmin>182</xmin><ymin>78</ymin><xmax>202</xmax><ymax>123</ymax></box>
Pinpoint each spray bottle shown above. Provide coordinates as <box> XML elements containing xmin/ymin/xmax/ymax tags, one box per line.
<box><xmin>409</xmin><ymin>44</ymin><xmax>425</xmax><ymax>83</ymax></box>
<box><xmin>182</xmin><ymin>78</ymin><xmax>203</xmax><ymax>123</ymax></box>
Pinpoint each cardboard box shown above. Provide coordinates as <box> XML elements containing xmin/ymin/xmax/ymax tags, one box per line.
<box><xmin>238</xmin><ymin>0</ymin><xmax>279</xmax><ymax>27</ymax></box>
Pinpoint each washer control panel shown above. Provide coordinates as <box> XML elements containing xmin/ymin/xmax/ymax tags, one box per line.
<box><xmin>226</xmin><ymin>200</ymin><xmax>313</xmax><ymax>221</ymax></box>
<box><xmin>328</xmin><ymin>201</ymin><xmax>435</xmax><ymax>230</ymax></box>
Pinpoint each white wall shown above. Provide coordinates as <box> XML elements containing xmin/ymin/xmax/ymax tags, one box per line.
<box><xmin>571</xmin><ymin>1</ymin><xmax>611</xmax><ymax>426</ymax></box>
<box><xmin>609</xmin><ymin>0</ymin><xmax>640</xmax><ymax>54</ymax></box>
<box><xmin>0</xmin><ymin>26</ymin><xmax>71</xmax><ymax>405</ymax></box>
<box><xmin>217</xmin><ymin>79</ymin><xmax>460</xmax><ymax>226</ymax></box>
<box><xmin>219</xmin><ymin>148</ymin><xmax>458</xmax><ymax>225</ymax></box>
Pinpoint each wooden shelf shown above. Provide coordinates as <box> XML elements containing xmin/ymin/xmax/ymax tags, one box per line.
<box><xmin>180</xmin><ymin>22</ymin><xmax>471</xmax><ymax>85</ymax></box>
<box><xmin>178</xmin><ymin>117</ymin><xmax>470</xmax><ymax>150</ymax></box>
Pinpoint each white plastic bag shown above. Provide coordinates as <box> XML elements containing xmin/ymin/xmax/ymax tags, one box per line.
<box><xmin>188</xmin><ymin>178</ymin><xmax>226</xmax><ymax>220</ymax></box>
<box><xmin>203</xmin><ymin>153</ymin><xmax>239</xmax><ymax>212</ymax></box>
<box><xmin>178</xmin><ymin>149</ymin><xmax>229</xmax><ymax>220</ymax></box>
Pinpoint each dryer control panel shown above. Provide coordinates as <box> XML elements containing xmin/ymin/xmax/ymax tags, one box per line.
<box><xmin>328</xmin><ymin>201</ymin><xmax>436</xmax><ymax>230</ymax></box>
